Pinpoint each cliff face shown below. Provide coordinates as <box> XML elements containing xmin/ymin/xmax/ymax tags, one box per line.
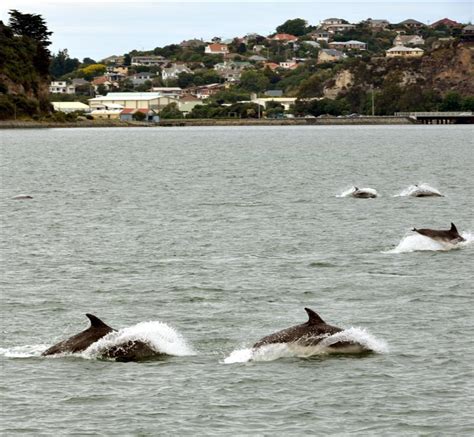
<box><xmin>420</xmin><ymin>43</ymin><xmax>473</xmax><ymax>95</ymax></box>
<box><xmin>0</xmin><ymin>21</ymin><xmax>51</xmax><ymax>119</ymax></box>
<box><xmin>322</xmin><ymin>42</ymin><xmax>474</xmax><ymax>99</ymax></box>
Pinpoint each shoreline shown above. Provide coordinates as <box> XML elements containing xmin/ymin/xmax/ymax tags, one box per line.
<box><xmin>0</xmin><ymin>116</ymin><xmax>415</xmax><ymax>129</ymax></box>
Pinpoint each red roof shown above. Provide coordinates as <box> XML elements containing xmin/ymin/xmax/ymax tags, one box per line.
<box><xmin>271</xmin><ymin>33</ymin><xmax>298</xmax><ymax>41</ymax></box>
<box><xmin>92</xmin><ymin>76</ymin><xmax>111</xmax><ymax>85</ymax></box>
<box><xmin>207</xmin><ymin>43</ymin><xmax>229</xmax><ymax>52</ymax></box>
<box><xmin>120</xmin><ymin>108</ymin><xmax>135</xmax><ymax>114</ymax></box>
<box><xmin>430</xmin><ymin>18</ymin><xmax>461</xmax><ymax>28</ymax></box>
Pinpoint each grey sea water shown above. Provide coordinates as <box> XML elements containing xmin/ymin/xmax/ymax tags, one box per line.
<box><xmin>1</xmin><ymin>125</ymin><xmax>473</xmax><ymax>435</ymax></box>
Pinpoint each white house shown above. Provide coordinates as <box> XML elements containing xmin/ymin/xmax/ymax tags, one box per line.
<box><xmin>204</xmin><ymin>43</ymin><xmax>229</xmax><ymax>55</ymax></box>
<box><xmin>161</xmin><ymin>64</ymin><xmax>193</xmax><ymax>81</ymax></box>
<box><xmin>386</xmin><ymin>46</ymin><xmax>424</xmax><ymax>57</ymax></box>
<box><xmin>329</xmin><ymin>40</ymin><xmax>367</xmax><ymax>50</ymax></box>
<box><xmin>49</xmin><ymin>81</ymin><xmax>75</xmax><ymax>94</ymax></box>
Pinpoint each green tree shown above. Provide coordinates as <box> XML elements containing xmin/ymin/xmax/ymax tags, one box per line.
<box><xmin>239</xmin><ymin>70</ymin><xmax>270</xmax><ymax>93</ymax></box>
<box><xmin>50</xmin><ymin>49</ymin><xmax>80</xmax><ymax>79</ymax></box>
<box><xmin>159</xmin><ymin>102</ymin><xmax>183</xmax><ymax>119</ymax></box>
<box><xmin>82</xmin><ymin>57</ymin><xmax>96</xmax><ymax>65</ymax></box>
<box><xmin>133</xmin><ymin>111</ymin><xmax>146</xmax><ymax>121</ymax></box>
<box><xmin>8</xmin><ymin>9</ymin><xmax>52</xmax><ymax>46</ymax></box>
<box><xmin>123</xmin><ymin>53</ymin><xmax>131</xmax><ymax>66</ymax></box>
<box><xmin>276</xmin><ymin>18</ymin><xmax>309</xmax><ymax>36</ymax></box>
<box><xmin>440</xmin><ymin>92</ymin><xmax>462</xmax><ymax>111</ymax></box>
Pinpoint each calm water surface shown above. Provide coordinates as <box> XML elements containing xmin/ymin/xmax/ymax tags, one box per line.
<box><xmin>1</xmin><ymin>126</ymin><xmax>473</xmax><ymax>435</ymax></box>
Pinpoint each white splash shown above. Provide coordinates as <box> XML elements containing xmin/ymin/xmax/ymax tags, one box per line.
<box><xmin>82</xmin><ymin>321</ymin><xmax>195</xmax><ymax>359</ymax></box>
<box><xmin>387</xmin><ymin>232</ymin><xmax>473</xmax><ymax>254</ymax></box>
<box><xmin>223</xmin><ymin>327</ymin><xmax>387</xmax><ymax>364</ymax></box>
<box><xmin>395</xmin><ymin>183</ymin><xmax>442</xmax><ymax>197</ymax></box>
<box><xmin>0</xmin><ymin>344</ymin><xmax>48</xmax><ymax>358</ymax></box>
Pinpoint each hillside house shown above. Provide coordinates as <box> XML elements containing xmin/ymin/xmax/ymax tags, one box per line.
<box><xmin>321</xmin><ymin>18</ymin><xmax>346</xmax><ymax>26</ymax></box>
<box><xmin>430</xmin><ymin>18</ymin><xmax>462</xmax><ymax>28</ymax></box>
<box><xmin>91</xmin><ymin>76</ymin><xmax>116</xmax><ymax>91</ymax></box>
<box><xmin>318</xmin><ymin>49</ymin><xmax>346</xmax><ymax>63</ymax></box>
<box><xmin>462</xmin><ymin>24</ymin><xmax>474</xmax><ymax>40</ymax></box>
<box><xmin>130</xmin><ymin>72</ymin><xmax>154</xmax><ymax>86</ymax></box>
<box><xmin>279</xmin><ymin>60</ymin><xmax>298</xmax><ymax>69</ymax></box>
<box><xmin>365</xmin><ymin>19</ymin><xmax>390</xmax><ymax>30</ymax></box>
<box><xmin>204</xmin><ymin>43</ymin><xmax>229</xmax><ymax>55</ymax></box>
<box><xmin>101</xmin><ymin>55</ymin><xmax>125</xmax><ymax>65</ymax></box>
<box><xmin>162</xmin><ymin>64</ymin><xmax>193</xmax><ymax>81</ymax></box>
<box><xmin>150</xmin><ymin>87</ymin><xmax>183</xmax><ymax>97</ymax></box>
<box><xmin>188</xmin><ymin>83</ymin><xmax>225</xmax><ymax>99</ymax></box>
<box><xmin>49</xmin><ymin>81</ymin><xmax>75</xmax><ymax>94</ymax></box>
<box><xmin>393</xmin><ymin>35</ymin><xmax>425</xmax><ymax>46</ymax></box>
<box><xmin>329</xmin><ymin>40</ymin><xmax>367</xmax><ymax>50</ymax></box>
<box><xmin>398</xmin><ymin>19</ymin><xmax>425</xmax><ymax>29</ymax></box>
<box><xmin>309</xmin><ymin>29</ymin><xmax>330</xmax><ymax>42</ymax></box>
<box><xmin>131</xmin><ymin>56</ymin><xmax>166</xmax><ymax>66</ymax></box>
<box><xmin>270</xmin><ymin>33</ymin><xmax>298</xmax><ymax>43</ymax></box>
<box><xmin>386</xmin><ymin>46</ymin><xmax>424</xmax><ymax>57</ymax></box>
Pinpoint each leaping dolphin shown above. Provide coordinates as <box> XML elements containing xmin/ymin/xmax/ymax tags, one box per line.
<box><xmin>351</xmin><ymin>187</ymin><xmax>378</xmax><ymax>198</ymax></box>
<box><xmin>409</xmin><ymin>184</ymin><xmax>443</xmax><ymax>197</ymax></box>
<box><xmin>412</xmin><ymin>222</ymin><xmax>465</xmax><ymax>243</ymax></box>
<box><xmin>42</xmin><ymin>314</ymin><xmax>162</xmax><ymax>362</ymax></box>
<box><xmin>253</xmin><ymin>308</ymin><xmax>368</xmax><ymax>352</ymax></box>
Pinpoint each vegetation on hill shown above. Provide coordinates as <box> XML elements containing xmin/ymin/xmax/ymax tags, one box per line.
<box><xmin>0</xmin><ymin>10</ymin><xmax>52</xmax><ymax>119</ymax></box>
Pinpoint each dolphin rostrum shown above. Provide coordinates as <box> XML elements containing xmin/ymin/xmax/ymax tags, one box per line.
<box><xmin>412</xmin><ymin>222</ymin><xmax>465</xmax><ymax>243</ymax></box>
<box><xmin>253</xmin><ymin>308</ymin><xmax>365</xmax><ymax>351</ymax></box>
<box><xmin>42</xmin><ymin>314</ymin><xmax>161</xmax><ymax>362</ymax></box>
<box><xmin>351</xmin><ymin>186</ymin><xmax>377</xmax><ymax>198</ymax></box>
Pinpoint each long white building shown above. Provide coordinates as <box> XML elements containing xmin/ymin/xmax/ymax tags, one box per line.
<box><xmin>88</xmin><ymin>92</ymin><xmax>178</xmax><ymax>110</ymax></box>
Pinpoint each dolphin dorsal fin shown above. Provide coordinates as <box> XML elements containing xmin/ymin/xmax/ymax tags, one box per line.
<box><xmin>304</xmin><ymin>308</ymin><xmax>325</xmax><ymax>325</ymax></box>
<box><xmin>86</xmin><ymin>314</ymin><xmax>111</xmax><ymax>330</ymax></box>
<box><xmin>354</xmin><ymin>186</ymin><xmax>359</xmax><ymax>191</ymax></box>
<box><xmin>450</xmin><ymin>223</ymin><xmax>458</xmax><ymax>234</ymax></box>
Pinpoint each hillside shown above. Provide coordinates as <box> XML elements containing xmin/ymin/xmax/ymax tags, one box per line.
<box><xmin>0</xmin><ymin>11</ymin><xmax>52</xmax><ymax>120</ymax></box>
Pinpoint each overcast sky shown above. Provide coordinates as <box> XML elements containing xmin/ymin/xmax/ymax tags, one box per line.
<box><xmin>1</xmin><ymin>1</ymin><xmax>472</xmax><ymax>60</ymax></box>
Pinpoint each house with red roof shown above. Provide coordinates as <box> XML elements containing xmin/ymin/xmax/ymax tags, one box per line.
<box><xmin>204</xmin><ymin>43</ymin><xmax>229</xmax><ymax>55</ymax></box>
<box><xmin>270</xmin><ymin>33</ymin><xmax>298</xmax><ymax>43</ymax></box>
<box><xmin>430</xmin><ymin>18</ymin><xmax>462</xmax><ymax>28</ymax></box>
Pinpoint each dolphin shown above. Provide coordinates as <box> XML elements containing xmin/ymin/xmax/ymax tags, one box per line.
<box><xmin>351</xmin><ymin>186</ymin><xmax>378</xmax><ymax>198</ymax></box>
<box><xmin>409</xmin><ymin>184</ymin><xmax>443</xmax><ymax>197</ymax></box>
<box><xmin>253</xmin><ymin>308</ymin><xmax>367</xmax><ymax>351</ymax></box>
<box><xmin>42</xmin><ymin>314</ymin><xmax>162</xmax><ymax>362</ymax></box>
<box><xmin>11</xmin><ymin>194</ymin><xmax>33</xmax><ymax>200</ymax></box>
<box><xmin>412</xmin><ymin>222</ymin><xmax>465</xmax><ymax>243</ymax></box>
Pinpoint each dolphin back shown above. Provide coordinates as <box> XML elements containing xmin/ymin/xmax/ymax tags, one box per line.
<box><xmin>42</xmin><ymin>314</ymin><xmax>115</xmax><ymax>356</ymax></box>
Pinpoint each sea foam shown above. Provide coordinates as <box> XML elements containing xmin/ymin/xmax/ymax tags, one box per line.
<box><xmin>394</xmin><ymin>183</ymin><xmax>442</xmax><ymax>197</ymax></box>
<box><xmin>82</xmin><ymin>321</ymin><xmax>195</xmax><ymax>359</ymax></box>
<box><xmin>387</xmin><ymin>232</ymin><xmax>473</xmax><ymax>254</ymax></box>
<box><xmin>223</xmin><ymin>327</ymin><xmax>387</xmax><ymax>364</ymax></box>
